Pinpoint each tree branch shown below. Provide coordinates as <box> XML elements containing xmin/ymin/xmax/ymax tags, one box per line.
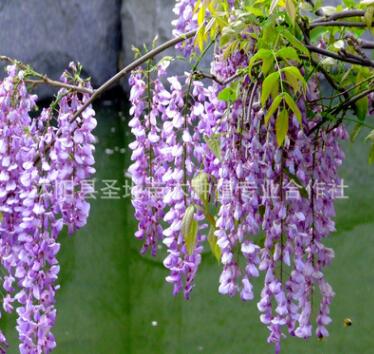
<box><xmin>312</xmin><ymin>10</ymin><xmax>365</xmax><ymax>22</ymax></box>
<box><xmin>70</xmin><ymin>30</ymin><xmax>197</xmax><ymax>123</ymax></box>
<box><xmin>332</xmin><ymin>88</ymin><xmax>374</xmax><ymax>115</ymax></box>
<box><xmin>25</xmin><ymin>78</ymin><xmax>93</xmax><ymax>95</ymax></box>
<box><xmin>305</xmin><ymin>44</ymin><xmax>374</xmax><ymax>67</ymax></box>
<box><xmin>310</xmin><ymin>20</ymin><xmax>370</xmax><ymax>29</ymax></box>
<box><xmin>357</xmin><ymin>39</ymin><xmax>374</xmax><ymax>49</ymax></box>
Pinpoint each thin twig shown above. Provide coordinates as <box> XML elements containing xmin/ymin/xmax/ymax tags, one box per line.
<box><xmin>247</xmin><ymin>80</ymin><xmax>259</xmax><ymax>125</ymax></box>
<box><xmin>309</xmin><ymin>88</ymin><xmax>374</xmax><ymax>136</ymax></box>
<box><xmin>25</xmin><ymin>79</ymin><xmax>93</xmax><ymax>94</ymax></box>
<box><xmin>0</xmin><ymin>55</ymin><xmax>94</xmax><ymax>94</ymax></box>
<box><xmin>193</xmin><ymin>70</ymin><xmax>243</xmax><ymax>86</ymax></box>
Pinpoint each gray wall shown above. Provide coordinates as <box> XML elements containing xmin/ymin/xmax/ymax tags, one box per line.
<box><xmin>0</xmin><ymin>0</ymin><xmax>175</xmax><ymax>97</ymax></box>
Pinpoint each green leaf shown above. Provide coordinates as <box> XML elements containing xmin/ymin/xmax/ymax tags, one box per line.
<box><xmin>369</xmin><ymin>144</ymin><xmax>374</xmax><ymax>165</ymax></box>
<box><xmin>364</xmin><ymin>6</ymin><xmax>374</xmax><ymax>28</ymax></box>
<box><xmin>284</xmin><ymin>71</ymin><xmax>300</xmax><ymax>93</ymax></box>
<box><xmin>261</xmin><ymin>72</ymin><xmax>279</xmax><ymax>106</ymax></box>
<box><xmin>283</xmin><ymin>92</ymin><xmax>302</xmax><ymax>125</ymax></box>
<box><xmin>218</xmin><ymin>87</ymin><xmax>236</xmax><ymax>103</ymax></box>
<box><xmin>186</xmin><ymin>219</ymin><xmax>199</xmax><ymax>255</ymax></box>
<box><xmin>276</xmin><ymin>108</ymin><xmax>289</xmax><ymax>146</ymax></box>
<box><xmin>196</xmin><ymin>4</ymin><xmax>207</xmax><ymax>51</ymax></box>
<box><xmin>366</xmin><ymin>129</ymin><xmax>374</xmax><ymax>142</ymax></box>
<box><xmin>192</xmin><ymin>172</ymin><xmax>210</xmax><ymax>204</ymax></box>
<box><xmin>343</xmin><ymin>0</ymin><xmax>356</xmax><ymax>7</ymax></box>
<box><xmin>245</xmin><ymin>6</ymin><xmax>265</xmax><ymax>17</ymax></box>
<box><xmin>279</xmin><ymin>28</ymin><xmax>309</xmax><ymax>56</ymax></box>
<box><xmin>350</xmin><ymin>123</ymin><xmax>362</xmax><ymax>143</ymax></box>
<box><xmin>204</xmin><ymin>134</ymin><xmax>221</xmax><ymax>160</ymax></box>
<box><xmin>355</xmin><ymin>96</ymin><xmax>369</xmax><ymax>121</ymax></box>
<box><xmin>0</xmin><ymin>212</ymin><xmax>3</xmax><ymax>223</ymax></box>
<box><xmin>285</xmin><ymin>0</ymin><xmax>296</xmax><ymax>25</ymax></box>
<box><xmin>276</xmin><ymin>47</ymin><xmax>300</xmax><ymax>62</ymax></box>
<box><xmin>259</xmin><ymin>205</ymin><xmax>266</xmax><ymax>217</ymax></box>
<box><xmin>283</xmin><ymin>167</ymin><xmax>309</xmax><ymax>199</ymax></box>
<box><xmin>361</xmin><ymin>0</ymin><xmax>374</xmax><ymax>5</ymax></box>
<box><xmin>270</xmin><ymin>0</ymin><xmax>280</xmax><ymax>13</ymax></box>
<box><xmin>181</xmin><ymin>205</ymin><xmax>198</xmax><ymax>255</ymax></box>
<box><xmin>282</xmin><ymin>66</ymin><xmax>307</xmax><ymax>92</ymax></box>
<box><xmin>264</xmin><ymin>95</ymin><xmax>282</xmax><ymax>125</ymax></box>
<box><xmin>310</xmin><ymin>27</ymin><xmax>329</xmax><ymax>42</ymax></box>
<box><xmin>248</xmin><ymin>48</ymin><xmax>272</xmax><ymax>76</ymax></box>
<box><xmin>207</xmin><ymin>226</ymin><xmax>221</xmax><ymax>262</ymax></box>
<box><xmin>261</xmin><ymin>56</ymin><xmax>274</xmax><ymax>76</ymax></box>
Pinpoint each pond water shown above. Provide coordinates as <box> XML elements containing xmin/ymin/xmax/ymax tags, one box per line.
<box><xmin>2</xmin><ymin>102</ymin><xmax>374</xmax><ymax>353</ymax></box>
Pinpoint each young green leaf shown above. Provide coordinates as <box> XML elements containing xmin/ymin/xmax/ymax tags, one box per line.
<box><xmin>270</xmin><ymin>0</ymin><xmax>280</xmax><ymax>13</ymax></box>
<box><xmin>218</xmin><ymin>87</ymin><xmax>236</xmax><ymax>103</ymax></box>
<box><xmin>283</xmin><ymin>167</ymin><xmax>309</xmax><ymax>199</ymax></box>
<box><xmin>282</xmin><ymin>66</ymin><xmax>307</xmax><ymax>92</ymax></box>
<box><xmin>261</xmin><ymin>72</ymin><xmax>279</xmax><ymax>106</ymax></box>
<box><xmin>285</xmin><ymin>0</ymin><xmax>297</xmax><ymax>25</ymax></box>
<box><xmin>369</xmin><ymin>144</ymin><xmax>374</xmax><ymax>165</ymax></box>
<box><xmin>350</xmin><ymin>123</ymin><xmax>362</xmax><ymax>143</ymax></box>
<box><xmin>310</xmin><ymin>27</ymin><xmax>329</xmax><ymax>42</ymax></box>
<box><xmin>284</xmin><ymin>71</ymin><xmax>300</xmax><ymax>93</ymax></box>
<box><xmin>248</xmin><ymin>48</ymin><xmax>272</xmax><ymax>76</ymax></box>
<box><xmin>355</xmin><ymin>96</ymin><xmax>369</xmax><ymax>121</ymax></box>
<box><xmin>365</xmin><ymin>129</ymin><xmax>374</xmax><ymax>142</ymax></box>
<box><xmin>261</xmin><ymin>56</ymin><xmax>274</xmax><ymax>76</ymax></box>
<box><xmin>276</xmin><ymin>47</ymin><xmax>300</xmax><ymax>62</ymax></box>
<box><xmin>279</xmin><ymin>28</ymin><xmax>309</xmax><ymax>56</ymax></box>
<box><xmin>181</xmin><ymin>205</ymin><xmax>199</xmax><ymax>255</ymax></box>
<box><xmin>182</xmin><ymin>205</ymin><xmax>195</xmax><ymax>238</ymax></box>
<box><xmin>207</xmin><ymin>226</ymin><xmax>221</xmax><ymax>261</ymax></box>
<box><xmin>186</xmin><ymin>219</ymin><xmax>199</xmax><ymax>255</ymax></box>
<box><xmin>276</xmin><ymin>108</ymin><xmax>289</xmax><ymax>146</ymax></box>
<box><xmin>204</xmin><ymin>134</ymin><xmax>222</xmax><ymax>160</ymax></box>
<box><xmin>192</xmin><ymin>172</ymin><xmax>210</xmax><ymax>204</ymax></box>
<box><xmin>283</xmin><ymin>92</ymin><xmax>302</xmax><ymax>125</ymax></box>
<box><xmin>264</xmin><ymin>95</ymin><xmax>282</xmax><ymax>125</ymax></box>
<box><xmin>245</xmin><ymin>6</ymin><xmax>265</xmax><ymax>17</ymax></box>
<box><xmin>364</xmin><ymin>5</ymin><xmax>374</xmax><ymax>28</ymax></box>
<box><xmin>196</xmin><ymin>3</ymin><xmax>207</xmax><ymax>51</ymax></box>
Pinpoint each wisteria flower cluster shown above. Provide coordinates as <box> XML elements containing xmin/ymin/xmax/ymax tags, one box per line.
<box><xmin>0</xmin><ymin>63</ymin><xmax>96</xmax><ymax>353</ymax></box>
<box><xmin>127</xmin><ymin>1</ymin><xmax>361</xmax><ymax>353</ymax></box>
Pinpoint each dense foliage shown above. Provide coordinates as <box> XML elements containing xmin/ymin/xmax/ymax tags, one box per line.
<box><xmin>0</xmin><ymin>0</ymin><xmax>373</xmax><ymax>353</ymax></box>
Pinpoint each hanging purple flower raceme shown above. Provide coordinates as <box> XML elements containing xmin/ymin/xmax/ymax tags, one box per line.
<box><xmin>52</xmin><ymin>63</ymin><xmax>96</xmax><ymax>235</ymax></box>
<box><xmin>0</xmin><ymin>63</ymin><xmax>95</xmax><ymax>353</ymax></box>
<box><xmin>128</xmin><ymin>64</ymin><xmax>168</xmax><ymax>256</ymax></box>
<box><xmin>0</xmin><ymin>65</ymin><xmax>40</xmax><ymax>353</ymax></box>
<box><xmin>161</xmin><ymin>73</ymin><xmax>207</xmax><ymax>299</ymax></box>
<box><xmin>172</xmin><ymin>0</ymin><xmax>198</xmax><ymax>56</ymax></box>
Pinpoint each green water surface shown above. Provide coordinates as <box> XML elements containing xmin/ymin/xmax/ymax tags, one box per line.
<box><xmin>2</xmin><ymin>103</ymin><xmax>374</xmax><ymax>354</ymax></box>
